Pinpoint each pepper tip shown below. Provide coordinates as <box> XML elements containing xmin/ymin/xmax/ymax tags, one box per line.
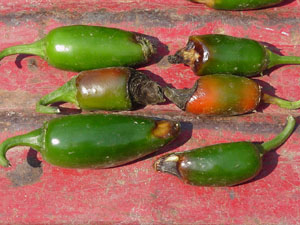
<box><xmin>153</xmin><ymin>153</ymin><xmax>181</xmax><ymax>178</ymax></box>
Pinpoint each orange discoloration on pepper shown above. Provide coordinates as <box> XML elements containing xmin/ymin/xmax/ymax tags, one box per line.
<box><xmin>186</xmin><ymin>77</ymin><xmax>222</xmax><ymax>114</ymax></box>
<box><xmin>185</xmin><ymin>75</ymin><xmax>261</xmax><ymax>116</ymax></box>
<box><xmin>240</xmin><ymin>81</ymin><xmax>261</xmax><ymax>113</ymax></box>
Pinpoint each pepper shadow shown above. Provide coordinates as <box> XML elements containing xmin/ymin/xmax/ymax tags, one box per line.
<box><xmin>235</xmin><ymin>116</ymin><xmax>299</xmax><ymax>186</ymax></box>
<box><xmin>15</xmin><ymin>54</ymin><xmax>34</xmax><ymax>68</ymax></box>
<box><xmin>276</xmin><ymin>0</ymin><xmax>295</xmax><ymax>7</ymax></box>
<box><xmin>110</xmin><ymin>121</ymin><xmax>193</xmax><ymax>168</ymax></box>
<box><xmin>48</xmin><ymin>102</ymin><xmax>83</xmax><ymax>115</ymax></box>
<box><xmin>253</xmin><ymin>78</ymin><xmax>276</xmax><ymax>113</ymax></box>
<box><xmin>27</xmin><ymin>148</ymin><xmax>42</xmax><ymax>168</ymax></box>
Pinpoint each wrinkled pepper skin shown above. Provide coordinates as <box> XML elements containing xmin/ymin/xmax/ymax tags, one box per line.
<box><xmin>191</xmin><ymin>0</ymin><xmax>283</xmax><ymax>10</ymax></box>
<box><xmin>0</xmin><ymin>25</ymin><xmax>155</xmax><ymax>72</ymax></box>
<box><xmin>0</xmin><ymin>114</ymin><xmax>180</xmax><ymax>168</ymax></box>
<box><xmin>154</xmin><ymin>116</ymin><xmax>295</xmax><ymax>187</ymax></box>
<box><xmin>36</xmin><ymin>67</ymin><xmax>165</xmax><ymax>114</ymax></box>
<box><xmin>168</xmin><ymin>34</ymin><xmax>300</xmax><ymax>77</ymax></box>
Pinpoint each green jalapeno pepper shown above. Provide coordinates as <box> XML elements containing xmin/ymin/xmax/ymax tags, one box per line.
<box><xmin>0</xmin><ymin>25</ymin><xmax>155</xmax><ymax>72</ymax></box>
<box><xmin>164</xmin><ymin>74</ymin><xmax>300</xmax><ymax>116</ymax></box>
<box><xmin>0</xmin><ymin>114</ymin><xmax>180</xmax><ymax>168</ymax></box>
<box><xmin>154</xmin><ymin>115</ymin><xmax>295</xmax><ymax>186</ymax></box>
<box><xmin>190</xmin><ymin>0</ymin><xmax>283</xmax><ymax>10</ymax></box>
<box><xmin>36</xmin><ymin>67</ymin><xmax>165</xmax><ymax>114</ymax></box>
<box><xmin>168</xmin><ymin>34</ymin><xmax>300</xmax><ymax>77</ymax></box>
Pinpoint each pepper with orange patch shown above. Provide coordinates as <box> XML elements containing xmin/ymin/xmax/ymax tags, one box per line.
<box><xmin>164</xmin><ymin>74</ymin><xmax>300</xmax><ymax>116</ymax></box>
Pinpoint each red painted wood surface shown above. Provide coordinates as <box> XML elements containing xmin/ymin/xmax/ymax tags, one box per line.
<box><xmin>0</xmin><ymin>0</ymin><xmax>300</xmax><ymax>224</ymax></box>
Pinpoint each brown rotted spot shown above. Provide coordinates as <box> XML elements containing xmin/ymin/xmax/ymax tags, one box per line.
<box><xmin>128</xmin><ymin>69</ymin><xmax>165</xmax><ymax>107</ymax></box>
<box><xmin>152</xmin><ymin>120</ymin><xmax>180</xmax><ymax>139</ymax></box>
<box><xmin>168</xmin><ymin>39</ymin><xmax>204</xmax><ymax>74</ymax></box>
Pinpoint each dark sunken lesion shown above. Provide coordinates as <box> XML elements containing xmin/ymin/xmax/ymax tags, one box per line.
<box><xmin>154</xmin><ymin>153</ymin><xmax>182</xmax><ymax>178</ymax></box>
<box><xmin>163</xmin><ymin>82</ymin><xmax>198</xmax><ymax>110</ymax></box>
<box><xmin>128</xmin><ymin>69</ymin><xmax>165</xmax><ymax>107</ymax></box>
<box><xmin>168</xmin><ymin>39</ymin><xmax>205</xmax><ymax>74</ymax></box>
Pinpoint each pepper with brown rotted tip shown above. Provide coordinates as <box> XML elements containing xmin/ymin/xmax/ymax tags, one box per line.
<box><xmin>154</xmin><ymin>115</ymin><xmax>295</xmax><ymax>186</ymax></box>
<box><xmin>0</xmin><ymin>25</ymin><xmax>155</xmax><ymax>72</ymax></box>
<box><xmin>36</xmin><ymin>67</ymin><xmax>165</xmax><ymax>114</ymax></box>
<box><xmin>168</xmin><ymin>34</ymin><xmax>300</xmax><ymax>77</ymax></box>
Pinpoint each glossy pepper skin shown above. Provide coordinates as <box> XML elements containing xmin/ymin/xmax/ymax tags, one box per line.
<box><xmin>168</xmin><ymin>34</ymin><xmax>300</xmax><ymax>77</ymax></box>
<box><xmin>190</xmin><ymin>0</ymin><xmax>283</xmax><ymax>10</ymax></box>
<box><xmin>164</xmin><ymin>74</ymin><xmax>300</xmax><ymax>116</ymax></box>
<box><xmin>0</xmin><ymin>25</ymin><xmax>155</xmax><ymax>72</ymax></box>
<box><xmin>0</xmin><ymin>114</ymin><xmax>180</xmax><ymax>168</ymax></box>
<box><xmin>154</xmin><ymin>116</ymin><xmax>295</xmax><ymax>186</ymax></box>
<box><xmin>36</xmin><ymin>67</ymin><xmax>165</xmax><ymax>114</ymax></box>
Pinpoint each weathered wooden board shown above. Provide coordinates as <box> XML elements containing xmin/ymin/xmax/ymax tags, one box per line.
<box><xmin>0</xmin><ymin>0</ymin><xmax>299</xmax><ymax>224</ymax></box>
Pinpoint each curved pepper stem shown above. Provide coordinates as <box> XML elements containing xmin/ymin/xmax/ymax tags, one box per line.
<box><xmin>36</xmin><ymin>76</ymin><xmax>79</xmax><ymax>114</ymax></box>
<box><xmin>262</xmin><ymin>93</ymin><xmax>300</xmax><ymax>110</ymax></box>
<box><xmin>0</xmin><ymin>39</ymin><xmax>45</xmax><ymax>61</ymax></box>
<box><xmin>260</xmin><ymin>115</ymin><xmax>296</xmax><ymax>155</ymax></box>
<box><xmin>0</xmin><ymin>128</ymin><xmax>43</xmax><ymax>167</ymax></box>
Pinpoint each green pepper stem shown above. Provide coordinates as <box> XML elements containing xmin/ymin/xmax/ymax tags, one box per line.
<box><xmin>260</xmin><ymin>115</ymin><xmax>296</xmax><ymax>155</ymax></box>
<box><xmin>0</xmin><ymin>128</ymin><xmax>43</xmax><ymax>167</ymax></box>
<box><xmin>0</xmin><ymin>39</ymin><xmax>45</xmax><ymax>61</ymax></box>
<box><xmin>262</xmin><ymin>93</ymin><xmax>300</xmax><ymax>110</ymax></box>
<box><xmin>36</xmin><ymin>76</ymin><xmax>79</xmax><ymax>114</ymax></box>
<box><xmin>268</xmin><ymin>50</ymin><xmax>300</xmax><ymax>69</ymax></box>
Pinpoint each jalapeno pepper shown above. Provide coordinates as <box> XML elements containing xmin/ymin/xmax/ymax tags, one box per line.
<box><xmin>164</xmin><ymin>74</ymin><xmax>300</xmax><ymax>116</ymax></box>
<box><xmin>36</xmin><ymin>67</ymin><xmax>165</xmax><ymax>114</ymax></box>
<box><xmin>190</xmin><ymin>0</ymin><xmax>283</xmax><ymax>10</ymax></box>
<box><xmin>0</xmin><ymin>25</ymin><xmax>155</xmax><ymax>72</ymax></box>
<box><xmin>154</xmin><ymin>115</ymin><xmax>295</xmax><ymax>186</ymax></box>
<box><xmin>0</xmin><ymin>114</ymin><xmax>180</xmax><ymax>168</ymax></box>
<box><xmin>168</xmin><ymin>34</ymin><xmax>300</xmax><ymax>77</ymax></box>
